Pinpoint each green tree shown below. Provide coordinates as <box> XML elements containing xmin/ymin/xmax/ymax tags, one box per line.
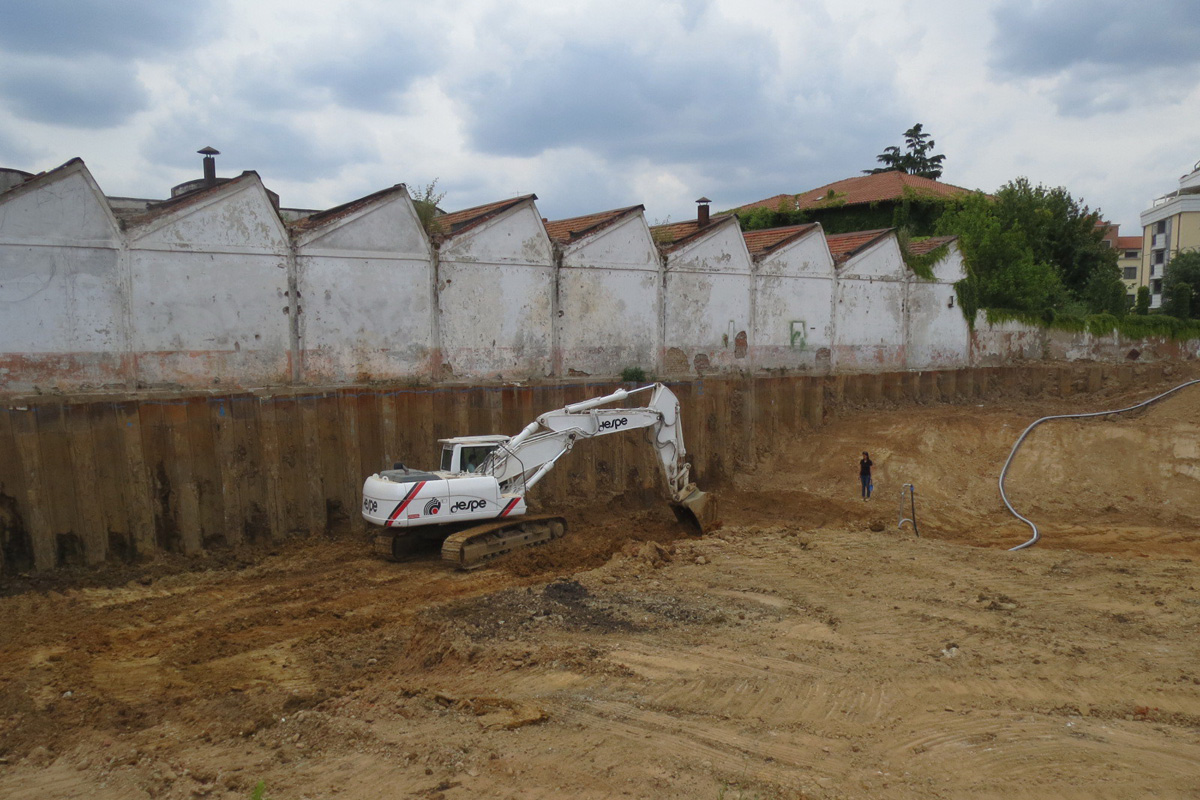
<box><xmin>1163</xmin><ymin>251</ymin><xmax>1200</xmax><ymax>318</ymax></box>
<box><xmin>1135</xmin><ymin>285</ymin><xmax>1151</xmax><ymax>315</ymax></box>
<box><xmin>865</xmin><ymin>123</ymin><xmax>946</xmax><ymax>179</ymax></box>
<box><xmin>1083</xmin><ymin>268</ymin><xmax>1128</xmax><ymax>317</ymax></box>
<box><xmin>990</xmin><ymin>178</ymin><xmax>1117</xmax><ymax>300</ymax></box>
<box><xmin>936</xmin><ymin>191</ymin><xmax>1062</xmax><ymax>313</ymax></box>
<box><xmin>1164</xmin><ymin>282</ymin><xmax>1193</xmax><ymax>319</ymax></box>
<box><xmin>936</xmin><ymin>178</ymin><xmax>1120</xmax><ymax>315</ymax></box>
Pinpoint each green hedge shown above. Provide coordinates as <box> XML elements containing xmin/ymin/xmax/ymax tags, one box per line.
<box><xmin>983</xmin><ymin>308</ymin><xmax>1200</xmax><ymax>341</ymax></box>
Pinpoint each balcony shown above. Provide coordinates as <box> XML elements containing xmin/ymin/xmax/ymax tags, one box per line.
<box><xmin>1152</xmin><ymin>233</ymin><xmax>1167</xmax><ymax>249</ymax></box>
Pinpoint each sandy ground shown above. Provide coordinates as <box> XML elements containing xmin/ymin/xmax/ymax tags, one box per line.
<box><xmin>1</xmin><ymin>385</ymin><xmax>1199</xmax><ymax>799</ymax></box>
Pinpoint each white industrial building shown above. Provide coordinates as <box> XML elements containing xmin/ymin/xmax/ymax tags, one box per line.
<box><xmin>0</xmin><ymin>156</ymin><xmax>977</xmax><ymax>393</ymax></box>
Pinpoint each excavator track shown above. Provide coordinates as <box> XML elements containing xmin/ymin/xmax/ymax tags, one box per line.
<box><xmin>440</xmin><ymin>514</ymin><xmax>567</xmax><ymax>569</ymax></box>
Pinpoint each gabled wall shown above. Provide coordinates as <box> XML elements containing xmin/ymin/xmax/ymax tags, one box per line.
<box><xmin>752</xmin><ymin>227</ymin><xmax>835</xmax><ymax>372</ymax></box>
<box><xmin>557</xmin><ymin>212</ymin><xmax>661</xmax><ymax>377</ymax></box>
<box><xmin>436</xmin><ymin>200</ymin><xmax>555</xmax><ymax>380</ymax></box>
<box><xmin>0</xmin><ymin>160</ymin><xmax>128</xmax><ymax>390</ymax></box>
<box><xmin>832</xmin><ymin>235</ymin><xmax>907</xmax><ymax>371</ymax></box>
<box><xmin>662</xmin><ymin>218</ymin><xmax>753</xmax><ymax>376</ymax></box>
<box><xmin>293</xmin><ymin>189</ymin><xmax>434</xmax><ymax>383</ymax></box>
<box><xmin>906</xmin><ymin>242</ymin><xmax>969</xmax><ymax>369</ymax></box>
<box><xmin>125</xmin><ymin>175</ymin><xmax>293</xmax><ymax>387</ymax></box>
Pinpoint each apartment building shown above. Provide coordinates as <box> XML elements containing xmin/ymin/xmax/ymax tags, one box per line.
<box><xmin>1140</xmin><ymin>159</ymin><xmax>1200</xmax><ymax>308</ymax></box>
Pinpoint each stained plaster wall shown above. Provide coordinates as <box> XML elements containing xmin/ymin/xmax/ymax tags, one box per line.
<box><xmin>293</xmin><ymin>192</ymin><xmax>434</xmax><ymax>383</ymax></box>
<box><xmin>556</xmin><ymin>214</ymin><xmax>661</xmax><ymax>377</ymax></box>
<box><xmin>0</xmin><ymin>164</ymin><xmax>128</xmax><ymax>390</ymax></box>
<box><xmin>832</xmin><ymin>236</ymin><xmax>907</xmax><ymax>371</ymax></box>
<box><xmin>662</xmin><ymin>218</ymin><xmax>753</xmax><ymax>376</ymax></box>
<box><xmin>751</xmin><ymin>228</ymin><xmax>835</xmax><ymax>372</ymax></box>
<box><xmin>126</xmin><ymin>179</ymin><xmax>293</xmax><ymax>387</ymax></box>
<box><xmin>436</xmin><ymin>201</ymin><xmax>555</xmax><ymax>381</ymax></box>
<box><xmin>906</xmin><ymin>242</ymin><xmax>970</xmax><ymax>369</ymax></box>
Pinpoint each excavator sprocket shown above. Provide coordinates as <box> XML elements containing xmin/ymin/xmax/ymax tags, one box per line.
<box><xmin>440</xmin><ymin>514</ymin><xmax>568</xmax><ymax>569</ymax></box>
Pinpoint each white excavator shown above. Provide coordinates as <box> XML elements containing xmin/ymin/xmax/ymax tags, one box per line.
<box><xmin>361</xmin><ymin>383</ymin><xmax>717</xmax><ymax>568</ymax></box>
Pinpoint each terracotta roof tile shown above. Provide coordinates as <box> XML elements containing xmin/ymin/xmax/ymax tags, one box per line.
<box><xmin>647</xmin><ymin>214</ymin><xmax>737</xmax><ymax>250</ymax></box>
<box><xmin>824</xmin><ymin>228</ymin><xmax>894</xmax><ymax>265</ymax></box>
<box><xmin>742</xmin><ymin>223</ymin><xmax>820</xmax><ymax>256</ymax></box>
<box><xmin>905</xmin><ymin>235</ymin><xmax>957</xmax><ymax>256</ymax></box>
<box><xmin>438</xmin><ymin>194</ymin><xmax>536</xmax><ymax>239</ymax></box>
<box><xmin>288</xmin><ymin>183</ymin><xmax>408</xmax><ymax>233</ymax></box>
<box><xmin>735</xmin><ymin>172</ymin><xmax>976</xmax><ymax>214</ymax></box>
<box><xmin>1117</xmin><ymin>236</ymin><xmax>1142</xmax><ymax>250</ymax></box>
<box><xmin>543</xmin><ymin>205</ymin><xmax>644</xmax><ymax>244</ymax></box>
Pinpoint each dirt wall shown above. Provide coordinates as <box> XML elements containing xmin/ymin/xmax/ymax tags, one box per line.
<box><xmin>0</xmin><ymin>363</ymin><xmax>1182</xmax><ymax>574</ymax></box>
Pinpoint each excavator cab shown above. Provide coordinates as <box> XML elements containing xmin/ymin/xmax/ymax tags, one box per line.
<box><xmin>438</xmin><ymin>436</ymin><xmax>509</xmax><ymax>474</ymax></box>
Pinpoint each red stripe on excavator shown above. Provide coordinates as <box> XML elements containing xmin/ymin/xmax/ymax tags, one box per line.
<box><xmin>499</xmin><ymin>498</ymin><xmax>520</xmax><ymax>518</ymax></box>
<box><xmin>387</xmin><ymin>481</ymin><xmax>426</xmax><ymax>526</ymax></box>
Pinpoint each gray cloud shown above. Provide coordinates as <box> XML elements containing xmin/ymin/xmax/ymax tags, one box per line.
<box><xmin>143</xmin><ymin>113</ymin><xmax>377</xmax><ymax>184</ymax></box>
<box><xmin>0</xmin><ymin>0</ymin><xmax>215</xmax><ymax>129</ymax></box>
<box><xmin>453</xmin><ymin>15</ymin><xmax>909</xmax><ymax>213</ymax></box>
<box><xmin>990</xmin><ymin>0</ymin><xmax>1200</xmax><ymax>115</ymax></box>
<box><xmin>0</xmin><ymin>54</ymin><xmax>148</xmax><ymax>127</ymax></box>
<box><xmin>294</xmin><ymin>32</ymin><xmax>446</xmax><ymax>111</ymax></box>
<box><xmin>0</xmin><ymin>123</ymin><xmax>40</xmax><ymax>169</ymax></box>
<box><xmin>0</xmin><ymin>0</ymin><xmax>213</xmax><ymax>58</ymax></box>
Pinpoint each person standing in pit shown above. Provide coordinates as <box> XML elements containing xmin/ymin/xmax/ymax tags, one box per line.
<box><xmin>859</xmin><ymin>451</ymin><xmax>873</xmax><ymax>500</ymax></box>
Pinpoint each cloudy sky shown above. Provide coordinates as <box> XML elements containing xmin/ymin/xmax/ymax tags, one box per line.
<box><xmin>1</xmin><ymin>0</ymin><xmax>1197</xmax><ymax>231</ymax></box>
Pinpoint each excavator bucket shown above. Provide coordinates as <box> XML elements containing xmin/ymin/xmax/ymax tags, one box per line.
<box><xmin>671</xmin><ymin>484</ymin><xmax>720</xmax><ymax>534</ymax></box>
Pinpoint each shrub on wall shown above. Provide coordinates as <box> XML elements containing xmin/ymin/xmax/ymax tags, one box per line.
<box><xmin>984</xmin><ymin>307</ymin><xmax>1200</xmax><ymax>341</ymax></box>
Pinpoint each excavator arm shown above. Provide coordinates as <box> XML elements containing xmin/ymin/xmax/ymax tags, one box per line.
<box><xmin>480</xmin><ymin>383</ymin><xmax>716</xmax><ymax>531</ymax></box>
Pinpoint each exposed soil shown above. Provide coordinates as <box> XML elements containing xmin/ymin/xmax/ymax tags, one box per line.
<box><xmin>1</xmin><ymin>385</ymin><xmax>1199</xmax><ymax>799</ymax></box>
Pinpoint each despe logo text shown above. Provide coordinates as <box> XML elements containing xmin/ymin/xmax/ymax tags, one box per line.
<box><xmin>598</xmin><ymin>416</ymin><xmax>630</xmax><ymax>431</ymax></box>
<box><xmin>450</xmin><ymin>499</ymin><xmax>488</xmax><ymax>514</ymax></box>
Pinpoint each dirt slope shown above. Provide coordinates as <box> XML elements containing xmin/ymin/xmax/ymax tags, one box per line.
<box><xmin>1</xmin><ymin>386</ymin><xmax>1198</xmax><ymax>799</ymax></box>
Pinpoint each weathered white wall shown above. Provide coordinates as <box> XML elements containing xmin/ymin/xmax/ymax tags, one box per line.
<box><xmin>751</xmin><ymin>228</ymin><xmax>835</xmax><ymax>372</ymax></box>
<box><xmin>906</xmin><ymin>242</ymin><xmax>970</xmax><ymax>369</ymax></box>
<box><xmin>126</xmin><ymin>177</ymin><xmax>293</xmax><ymax>387</ymax></box>
<box><xmin>26</xmin><ymin>157</ymin><xmax>1188</xmax><ymax>393</ymax></box>
<box><xmin>294</xmin><ymin>191</ymin><xmax>434</xmax><ymax>383</ymax></box>
<box><xmin>0</xmin><ymin>162</ymin><xmax>128</xmax><ymax>390</ymax></box>
<box><xmin>557</xmin><ymin>213</ymin><xmax>660</xmax><ymax>377</ymax></box>
<box><xmin>662</xmin><ymin>218</ymin><xmax>753</xmax><ymax>376</ymax></box>
<box><xmin>969</xmin><ymin>313</ymin><xmax>1045</xmax><ymax>364</ymax></box>
<box><xmin>437</xmin><ymin>200</ymin><xmax>555</xmax><ymax>380</ymax></box>
<box><xmin>832</xmin><ymin>237</ymin><xmax>907</xmax><ymax>371</ymax></box>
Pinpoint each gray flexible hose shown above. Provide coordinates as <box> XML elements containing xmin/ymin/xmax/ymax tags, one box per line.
<box><xmin>999</xmin><ymin>378</ymin><xmax>1200</xmax><ymax>551</ymax></box>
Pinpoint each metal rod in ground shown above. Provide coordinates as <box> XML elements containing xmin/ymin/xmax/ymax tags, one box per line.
<box><xmin>910</xmin><ymin>485</ymin><xmax>919</xmax><ymax>537</ymax></box>
<box><xmin>898</xmin><ymin>483</ymin><xmax>918</xmax><ymax>536</ymax></box>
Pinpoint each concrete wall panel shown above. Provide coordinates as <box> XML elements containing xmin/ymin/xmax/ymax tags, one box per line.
<box><xmin>558</xmin><ymin>214</ymin><xmax>661</xmax><ymax>377</ymax></box>
<box><xmin>664</xmin><ymin>270</ymin><xmax>752</xmax><ymax>375</ymax></box>
<box><xmin>663</xmin><ymin>219</ymin><xmax>753</xmax><ymax>376</ymax></box>
<box><xmin>0</xmin><ymin>164</ymin><xmax>127</xmax><ymax>391</ymax></box>
<box><xmin>295</xmin><ymin>192</ymin><xmax>434</xmax><ymax>383</ymax></box>
<box><xmin>438</xmin><ymin>261</ymin><xmax>554</xmax><ymax>379</ymax></box>
<box><xmin>559</xmin><ymin>267</ymin><xmax>658</xmax><ymax>376</ymax></box>
<box><xmin>753</xmin><ymin>233</ymin><xmax>835</xmax><ymax>371</ymax></box>
<box><xmin>438</xmin><ymin>201</ymin><xmax>554</xmax><ymax>380</ymax></box>
<box><xmin>128</xmin><ymin>250</ymin><xmax>292</xmax><ymax>387</ymax></box>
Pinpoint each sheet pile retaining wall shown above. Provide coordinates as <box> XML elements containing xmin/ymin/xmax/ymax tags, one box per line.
<box><xmin>0</xmin><ymin>362</ymin><xmax>1182</xmax><ymax>575</ymax></box>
